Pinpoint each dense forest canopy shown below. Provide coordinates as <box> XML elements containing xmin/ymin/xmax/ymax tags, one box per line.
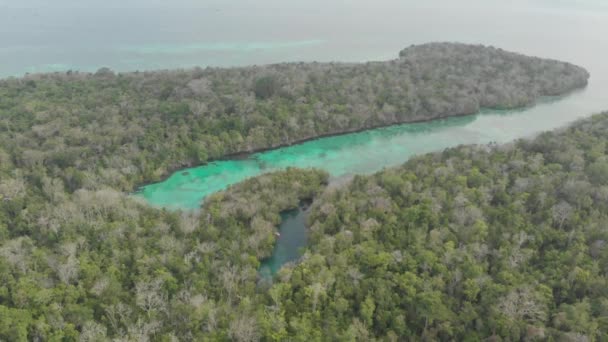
<box><xmin>280</xmin><ymin>112</ymin><xmax>608</xmax><ymax>341</ymax></box>
<box><xmin>0</xmin><ymin>167</ymin><xmax>329</xmax><ymax>341</ymax></box>
<box><xmin>0</xmin><ymin>43</ymin><xmax>597</xmax><ymax>340</ymax></box>
<box><xmin>0</xmin><ymin>43</ymin><xmax>588</xmax><ymax>191</ymax></box>
<box><xmin>3</xmin><ymin>111</ymin><xmax>608</xmax><ymax>341</ymax></box>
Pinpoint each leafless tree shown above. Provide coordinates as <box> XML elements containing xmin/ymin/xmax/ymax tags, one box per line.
<box><xmin>135</xmin><ymin>278</ymin><xmax>167</xmax><ymax>318</ymax></box>
<box><xmin>497</xmin><ymin>286</ymin><xmax>547</xmax><ymax>323</ymax></box>
<box><xmin>552</xmin><ymin>201</ymin><xmax>573</xmax><ymax>229</ymax></box>
<box><xmin>228</xmin><ymin>314</ymin><xmax>259</xmax><ymax>342</ymax></box>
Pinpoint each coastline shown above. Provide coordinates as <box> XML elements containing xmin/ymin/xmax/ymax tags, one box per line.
<box><xmin>133</xmin><ymin>88</ymin><xmax>586</xmax><ymax>193</ymax></box>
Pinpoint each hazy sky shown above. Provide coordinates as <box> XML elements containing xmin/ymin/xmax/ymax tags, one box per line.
<box><xmin>0</xmin><ymin>0</ymin><xmax>606</xmax><ymax>10</ymax></box>
<box><xmin>1</xmin><ymin>0</ymin><xmax>607</xmax><ymax>77</ymax></box>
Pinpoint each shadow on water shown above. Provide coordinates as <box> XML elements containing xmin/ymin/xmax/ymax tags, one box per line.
<box><xmin>258</xmin><ymin>201</ymin><xmax>311</xmax><ymax>280</ymax></box>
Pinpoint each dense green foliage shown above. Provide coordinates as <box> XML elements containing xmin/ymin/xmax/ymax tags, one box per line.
<box><xmin>268</xmin><ymin>113</ymin><xmax>608</xmax><ymax>341</ymax></box>
<box><xmin>3</xmin><ymin>111</ymin><xmax>608</xmax><ymax>340</ymax></box>
<box><xmin>0</xmin><ymin>43</ymin><xmax>595</xmax><ymax>340</ymax></box>
<box><xmin>0</xmin><ymin>43</ymin><xmax>587</xmax><ymax>190</ymax></box>
<box><xmin>0</xmin><ymin>168</ymin><xmax>327</xmax><ymax>340</ymax></box>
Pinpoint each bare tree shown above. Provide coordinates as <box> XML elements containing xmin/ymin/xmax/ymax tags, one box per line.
<box><xmin>228</xmin><ymin>314</ymin><xmax>259</xmax><ymax>342</ymax></box>
<box><xmin>79</xmin><ymin>321</ymin><xmax>107</xmax><ymax>342</ymax></box>
<box><xmin>497</xmin><ymin>286</ymin><xmax>547</xmax><ymax>323</ymax></box>
<box><xmin>0</xmin><ymin>237</ymin><xmax>32</xmax><ymax>273</ymax></box>
<box><xmin>552</xmin><ymin>201</ymin><xmax>573</xmax><ymax>229</ymax></box>
<box><xmin>221</xmin><ymin>265</ymin><xmax>240</xmax><ymax>303</ymax></box>
<box><xmin>180</xmin><ymin>211</ymin><xmax>200</xmax><ymax>234</ymax></box>
<box><xmin>309</xmin><ymin>282</ymin><xmax>326</xmax><ymax>312</ymax></box>
<box><xmin>56</xmin><ymin>255</ymin><xmax>80</xmax><ymax>285</ymax></box>
<box><xmin>105</xmin><ymin>302</ymin><xmax>132</xmax><ymax>335</ymax></box>
<box><xmin>135</xmin><ymin>278</ymin><xmax>167</xmax><ymax>318</ymax></box>
<box><xmin>126</xmin><ymin>318</ymin><xmax>161</xmax><ymax>342</ymax></box>
<box><xmin>0</xmin><ymin>176</ymin><xmax>26</xmax><ymax>200</ymax></box>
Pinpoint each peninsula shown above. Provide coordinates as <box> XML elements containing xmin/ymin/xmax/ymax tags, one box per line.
<box><xmin>0</xmin><ymin>43</ymin><xmax>589</xmax><ymax>189</ymax></box>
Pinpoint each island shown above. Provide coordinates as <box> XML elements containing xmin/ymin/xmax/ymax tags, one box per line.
<box><xmin>0</xmin><ymin>43</ymin><xmax>597</xmax><ymax>341</ymax></box>
<box><xmin>0</xmin><ymin>43</ymin><xmax>589</xmax><ymax>190</ymax></box>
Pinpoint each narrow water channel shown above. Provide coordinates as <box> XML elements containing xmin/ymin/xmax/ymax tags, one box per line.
<box><xmin>258</xmin><ymin>204</ymin><xmax>309</xmax><ymax>278</ymax></box>
<box><xmin>136</xmin><ymin>89</ymin><xmax>603</xmax><ymax>210</ymax></box>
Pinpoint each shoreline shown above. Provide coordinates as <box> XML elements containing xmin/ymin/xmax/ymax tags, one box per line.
<box><xmin>133</xmin><ymin>110</ymin><xmax>480</xmax><ymax>192</ymax></box>
<box><xmin>133</xmin><ymin>88</ymin><xmax>585</xmax><ymax>193</ymax></box>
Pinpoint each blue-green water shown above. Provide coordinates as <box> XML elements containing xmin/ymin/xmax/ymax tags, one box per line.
<box><xmin>258</xmin><ymin>207</ymin><xmax>309</xmax><ymax>278</ymax></box>
<box><xmin>137</xmin><ymin>92</ymin><xmax>603</xmax><ymax>210</ymax></box>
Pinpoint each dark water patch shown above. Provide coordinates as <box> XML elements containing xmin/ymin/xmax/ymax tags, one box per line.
<box><xmin>259</xmin><ymin>203</ymin><xmax>310</xmax><ymax>278</ymax></box>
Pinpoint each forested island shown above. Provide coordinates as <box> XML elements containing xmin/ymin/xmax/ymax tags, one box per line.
<box><xmin>0</xmin><ymin>43</ymin><xmax>588</xmax><ymax>190</ymax></box>
<box><xmin>0</xmin><ymin>43</ymin><xmax>599</xmax><ymax>340</ymax></box>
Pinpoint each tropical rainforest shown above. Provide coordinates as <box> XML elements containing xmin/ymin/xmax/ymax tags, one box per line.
<box><xmin>0</xmin><ymin>43</ymin><xmax>601</xmax><ymax>340</ymax></box>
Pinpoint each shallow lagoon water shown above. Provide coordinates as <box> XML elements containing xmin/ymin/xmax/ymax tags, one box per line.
<box><xmin>137</xmin><ymin>90</ymin><xmax>601</xmax><ymax>210</ymax></box>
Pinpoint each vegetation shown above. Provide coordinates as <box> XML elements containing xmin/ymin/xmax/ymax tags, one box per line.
<box><xmin>0</xmin><ymin>168</ymin><xmax>327</xmax><ymax>340</ymax></box>
<box><xmin>270</xmin><ymin>113</ymin><xmax>608</xmax><ymax>340</ymax></box>
<box><xmin>0</xmin><ymin>42</ymin><xmax>596</xmax><ymax>340</ymax></box>
<box><xmin>5</xmin><ymin>110</ymin><xmax>608</xmax><ymax>341</ymax></box>
<box><xmin>0</xmin><ymin>43</ymin><xmax>588</xmax><ymax>190</ymax></box>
